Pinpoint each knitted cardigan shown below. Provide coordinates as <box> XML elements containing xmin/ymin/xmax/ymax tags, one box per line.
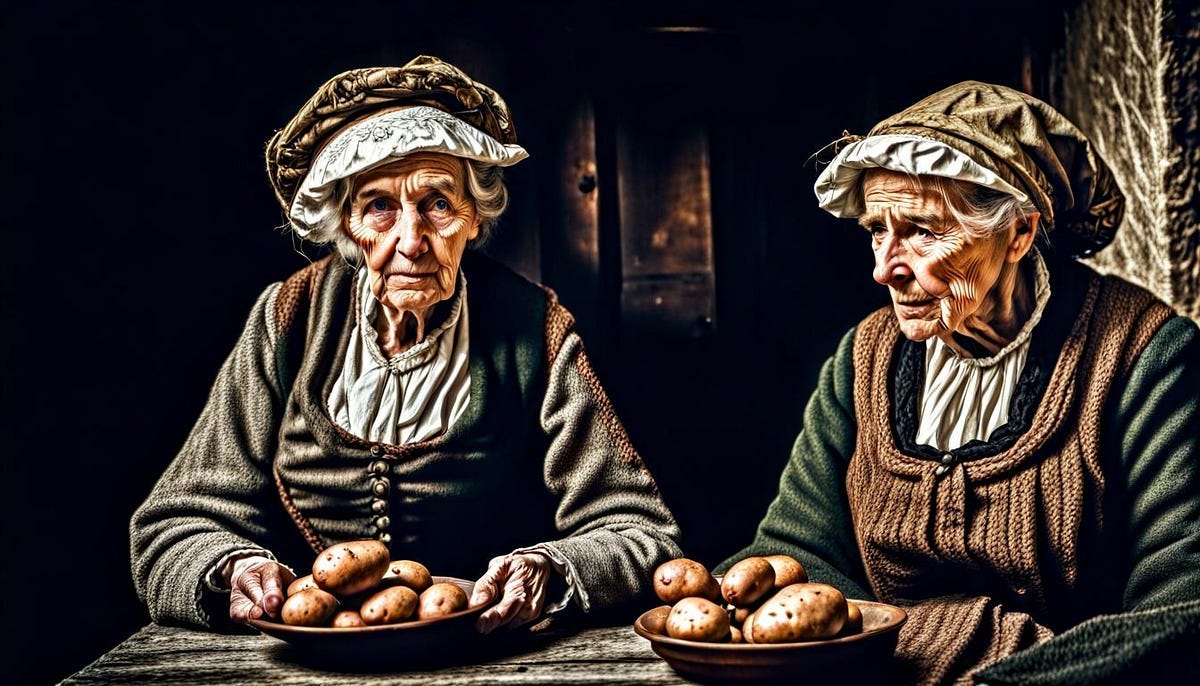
<box><xmin>721</xmin><ymin>259</ymin><xmax>1200</xmax><ymax>684</ymax></box>
<box><xmin>131</xmin><ymin>251</ymin><xmax>682</xmax><ymax>628</ymax></box>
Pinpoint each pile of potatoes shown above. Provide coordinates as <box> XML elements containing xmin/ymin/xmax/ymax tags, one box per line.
<box><xmin>280</xmin><ymin>539</ymin><xmax>470</xmax><ymax>627</ymax></box>
<box><xmin>643</xmin><ymin>555</ymin><xmax>863</xmax><ymax>644</ymax></box>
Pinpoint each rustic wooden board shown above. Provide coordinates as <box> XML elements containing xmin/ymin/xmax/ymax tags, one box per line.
<box><xmin>61</xmin><ymin>623</ymin><xmax>696</xmax><ymax>685</ymax></box>
<box><xmin>615</xmin><ymin>121</ymin><xmax>714</xmax><ymax>279</ymax></box>
<box><xmin>614</xmin><ymin>118</ymin><xmax>717</xmax><ymax>340</ymax></box>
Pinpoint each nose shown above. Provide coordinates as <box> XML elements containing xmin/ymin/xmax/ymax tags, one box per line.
<box><xmin>391</xmin><ymin>207</ymin><xmax>429</xmax><ymax>259</ymax></box>
<box><xmin>872</xmin><ymin>233</ymin><xmax>913</xmax><ymax>287</ymax></box>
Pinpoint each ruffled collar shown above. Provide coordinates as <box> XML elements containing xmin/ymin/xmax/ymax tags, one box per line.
<box><xmin>355</xmin><ymin>267</ymin><xmax>467</xmax><ymax>374</ymax></box>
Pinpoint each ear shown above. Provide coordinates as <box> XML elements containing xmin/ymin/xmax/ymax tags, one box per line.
<box><xmin>467</xmin><ymin>219</ymin><xmax>482</xmax><ymax>241</ymax></box>
<box><xmin>1006</xmin><ymin>212</ymin><xmax>1039</xmax><ymax>263</ymax></box>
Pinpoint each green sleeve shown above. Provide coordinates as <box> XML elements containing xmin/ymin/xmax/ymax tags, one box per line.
<box><xmin>715</xmin><ymin>327</ymin><xmax>871</xmax><ymax>600</ymax></box>
<box><xmin>975</xmin><ymin>315</ymin><xmax>1200</xmax><ymax>685</ymax></box>
<box><xmin>1115</xmin><ymin>315</ymin><xmax>1200</xmax><ymax>609</ymax></box>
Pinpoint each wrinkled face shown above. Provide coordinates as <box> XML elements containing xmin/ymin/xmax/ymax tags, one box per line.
<box><xmin>859</xmin><ymin>169</ymin><xmax>1014</xmax><ymax>341</ymax></box>
<box><xmin>346</xmin><ymin>153</ymin><xmax>479</xmax><ymax>316</ymax></box>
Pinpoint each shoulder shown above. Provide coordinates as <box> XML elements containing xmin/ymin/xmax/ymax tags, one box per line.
<box><xmin>271</xmin><ymin>254</ymin><xmax>353</xmax><ymax>334</ymax></box>
<box><xmin>461</xmin><ymin>250</ymin><xmax>549</xmax><ymax>299</ymax></box>
<box><xmin>1054</xmin><ymin>258</ymin><xmax>1175</xmax><ymax>321</ymax></box>
<box><xmin>1096</xmin><ymin>270</ymin><xmax>1175</xmax><ymax>316</ymax></box>
<box><xmin>1064</xmin><ymin>262</ymin><xmax>1181</xmax><ymax>368</ymax></box>
<box><xmin>1130</xmin><ymin>314</ymin><xmax>1200</xmax><ymax>375</ymax></box>
<box><xmin>461</xmin><ymin>250</ymin><xmax>557</xmax><ymax>322</ymax></box>
<box><xmin>460</xmin><ymin>251</ymin><xmax>563</xmax><ymax>358</ymax></box>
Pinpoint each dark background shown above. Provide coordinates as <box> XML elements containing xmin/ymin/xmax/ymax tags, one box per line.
<box><xmin>2</xmin><ymin>1</ymin><xmax>1071</xmax><ymax>683</ymax></box>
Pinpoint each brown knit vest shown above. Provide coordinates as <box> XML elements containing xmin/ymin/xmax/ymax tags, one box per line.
<box><xmin>848</xmin><ymin>273</ymin><xmax>1173</xmax><ymax>615</ymax></box>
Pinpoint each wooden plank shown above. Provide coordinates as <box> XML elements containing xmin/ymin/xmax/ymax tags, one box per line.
<box><xmin>553</xmin><ymin>96</ymin><xmax>603</xmax><ymax>338</ymax></box>
<box><xmin>61</xmin><ymin>623</ymin><xmax>695</xmax><ymax>685</ymax></box>
<box><xmin>616</xmin><ymin>122</ymin><xmax>714</xmax><ymax>279</ymax></box>
<box><xmin>561</xmin><ymin>97</ymin><xmax>601</xmax><ymax>290</ymax></box>
<box><xmin>615</xmin><ymin>119</ymin><xmax>716</xmax><ymax>339</ymax></box>
<box><xmin>620</xmin><ymin>277</ymin><xmax>716</xmax><ymax>339</ymax></box>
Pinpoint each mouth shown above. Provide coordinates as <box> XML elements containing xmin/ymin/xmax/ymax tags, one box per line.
<box><xmin>385</xmin><ymin>272</ymin><xmax>435</xmax><ymax>285</ymax></box>
<box><xmin>894</xmin><ymin>298</ymin><xmax>936</xmax><ymax>316</ymax></box>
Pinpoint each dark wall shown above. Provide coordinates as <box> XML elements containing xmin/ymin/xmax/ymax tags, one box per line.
<box><xmin>1</xmin><ymin>1</ymin><xmax>1069</xmax><ymax>683</ymax></box>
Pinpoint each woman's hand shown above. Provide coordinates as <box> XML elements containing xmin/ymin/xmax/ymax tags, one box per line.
<box><xmin>471</xmin><ymin>552</ymin><xmax>553</xmax><ymax>634</ymax></box>
<box><xmin>228</xmin><ymin>555</ymin><xmax>295</xmax><ymax>624</ymax></box>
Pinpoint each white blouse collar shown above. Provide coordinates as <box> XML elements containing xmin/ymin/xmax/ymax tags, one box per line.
<box><xmin>356</xmin><ymin>268</ymin><xmax>467</xmax><ymax>373</ymax></box>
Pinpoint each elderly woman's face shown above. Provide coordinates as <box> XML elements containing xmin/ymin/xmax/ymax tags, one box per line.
<box><xmin>860</xmin><ymin>169</ymin><xmax>1017</xmax><ymax>342</ymax></box>
<box><xmin>346</xmin><ymin>153</ymin><xmax>479</xmax><ymax>317</ymax></box>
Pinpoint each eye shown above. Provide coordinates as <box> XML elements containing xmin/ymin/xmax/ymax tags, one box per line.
<box><xmin>914</xmin><ymin>226</ymin><xmax>935</xmax><ymax>238</ymax></box>
<box><xmin>424</xmin><ymin>196</ymin><xmax>455</xmax><ymax>224</ymax></box>
<box><xmin>369</xmin><ymin>198</ymin><xmax>391</xmax><ymax>213</ymax></box>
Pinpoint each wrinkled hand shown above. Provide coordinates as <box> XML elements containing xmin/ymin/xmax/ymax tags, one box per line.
<box><xmin>471</xmin><ymin>552</ymin><xmax>553</xmax><ymax>634</ymax></box>
<box><xmin>228</xmin><ymin>556</ymin><xmax>295</xmax><ymax>625</ymax></box>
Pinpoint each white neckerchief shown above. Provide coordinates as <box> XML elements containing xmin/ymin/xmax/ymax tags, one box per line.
<box><xmin>327</xmin><ymin>268</ymin><xmax>471</xmax><ymax>445</ymax></box>
<box><xmin>915</xmin><ymin>252</ymin><xmax>1051</xmax><ymax>451</ymax></box>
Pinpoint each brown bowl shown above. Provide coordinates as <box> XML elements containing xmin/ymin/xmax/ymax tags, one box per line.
<box><xmin>633</xmin><ymin>599</ymin><xmax>907</xmax><ymax>683</ymax></box>
<box><xmin>249</xmin><ymin>576</ymin><xmax>487</xmax><ymax>670</ymax></box>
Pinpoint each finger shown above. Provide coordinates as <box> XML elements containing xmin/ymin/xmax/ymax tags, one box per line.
<box><xmin>510</xmin><ymin>581</ymin><xmax>547</xmax><ymax>628</ymax></box>
<box><xmin>510</xmin><ymin>555</ymin><xmax>549</xmax><ymax>626</ymax></box>
<box><xmin>236</xmin><ymin>572</ymin><xmax>267</xmax><ymax>620</ymax></box>
<box><xmin>487</xmin><ymin>570</ymin><xmax>530</xmax><ymax>628</ymax></box>
<box><xmin>513</xmin><ymin>592</ymin><xmax>543</xmax><ymax>626</ymax></box>
<box><xmin>477</xmin><ymin>575</ymin><xmax>529</xmax><ymax>634</ymax></box>
<box><xmin>470</xmin><ymin>578</ymin><xmax>496</xmax><ymax>608</ymax></box>
<box><xmin>471</xmin><ymin>557</ymin><xmax>509</xmax><ymax>607</ymax></box>
<box><xmin>477</xmin><ymin>590</ymin><xmax>527</xmax><ymax>634</ymax></box>
<box><xmin>241</xmin><ymin>571</ymin><xmax>265</xmax><ymax>604</ymax></box>
<box><xmin>229</xmin><ymin>591</ymin><xmax>255</xmax><ymax>624</ymax></box>
<box><xmin>260</xmin><ymin>570</ymin><xmax>287</xmax><ymax>617</ymax></box>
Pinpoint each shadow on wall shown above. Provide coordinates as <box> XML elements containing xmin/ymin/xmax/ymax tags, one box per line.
<box><xmin>0</xmin><ymin>1</ymin><xmax>1071</xmax><ymax>683</ymax></box>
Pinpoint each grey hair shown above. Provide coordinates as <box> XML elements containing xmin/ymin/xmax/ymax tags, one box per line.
<box><xmin>324</xmin><ymin>158</ymin><xmax>509</xmax><ymax>263</ymax></box>
<box><xmin>920</xmin><ymin>174</ymin><xmax>1039</xmax><ymax>240</ymax></box>
<box><xmin>463</xmin><ymin>159</ymin><xmax>509</xmax><ymax>248</ymax></box>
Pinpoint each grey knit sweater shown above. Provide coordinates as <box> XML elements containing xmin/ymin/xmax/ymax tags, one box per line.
<box><xmin>130</xmin><ymin>252</ymin><xmax>682</xmax><ymax>628</ymax></box>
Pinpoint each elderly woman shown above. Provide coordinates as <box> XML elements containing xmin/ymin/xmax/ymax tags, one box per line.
<box><xmin>130</xmin><ymin>56</ymin><xmax>682</xmax><ymax>634</ymax></box>
<box><xmin>722</xmin><ymin>82</ymin><xmax>1199</xmax><ymax>684</ymax></box>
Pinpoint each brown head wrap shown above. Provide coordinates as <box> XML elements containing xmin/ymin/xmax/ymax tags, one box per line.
<box><xmin>818</xmin><ymin>81</ymin><xmax>1124</xmax><ymax>258</ymax></box>
<box><xmin>265</xmin><ymin>55</ymin><xmax>519</xmax><ymax>217</ymax></box>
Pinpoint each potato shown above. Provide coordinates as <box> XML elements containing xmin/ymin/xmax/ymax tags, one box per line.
<box><xmin>331</xmin><ymin>609</ymin><xmax>367</xmax><ymax>628</ymax></box>
<box><xmin>642</xmin><ymin>605</ymin><xmax>672</xmax><ymax>635</ymax></box>
<box><xmin>729</xmin><ymin>625</ymin><xmax>744</xmax><ymax>643</ymax></box>
<box><xmin>763</xmin><ymin>554</ymin><xmax>808</xmax><ymax>587</ymax></box>
<box><xmin>381</xmin><ymin>559</ymin><xmax>433</xmax><ymax>593</ymax></box>
<box><xmin>741</xmin><ymin>608</ymin><xmax>758</xmax><ymax>643</ymax></box>
<box><xmin>721</xmin><ymin>557</ymin><xmax>775</xmax><ymax>607</ymax></box>
<box><xmin>751</xmin><ymin>582</ymin><xmax>847</xmax><ymax>643</ymax></box>
<box><xmin>286</xmin><ymin>574</ymin><xmax>318</xmax><ymax>597</ymax></box>
<box><xmin>280</xmin><ymin>588</ymin><xmax>339</xmax><ymax>626</ymax></box>
<box><xmin>841</xmin><ymin>600</ymin><xmax>863</xmax><ymax>635</ymax></box>
<box><xmin>653</xmin><ymin>558</ymin><xmax>721</xmax><ymax>604</ymax></box>
<box><xmin>666</xmin><ymin>597</ymin><xmax>730</xmax><ymax>642</ymax></box>
<box><xmin>733</xmin><ymin>604</ymin><xmax>758</xmax><ymax>626</ymax></box>
<box><xmin>313</xmin><ymin>540</ymin><xmax>391</xmax><ymax>597</ymax></box>
<box><xmin>360</xmin><ymin>585</ymin><xmax>419</xmax><ymax>625</ymax></box>
<box><xmin>417</xmin><ymin>582</ymin><xmax>468</xmax><ymax>620</ymax></box>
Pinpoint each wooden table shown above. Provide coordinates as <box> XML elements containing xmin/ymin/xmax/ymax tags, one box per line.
<box><xmin>60</xmin><ymin>620</ymin><xmax>698</xmax><ymax>685</ymax></box>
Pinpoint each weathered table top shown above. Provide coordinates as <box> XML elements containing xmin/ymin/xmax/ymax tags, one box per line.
<box><xmin>60</xmin><ymin>621</ymin><xmax>698</xmax><ymax>685</ymax></box>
